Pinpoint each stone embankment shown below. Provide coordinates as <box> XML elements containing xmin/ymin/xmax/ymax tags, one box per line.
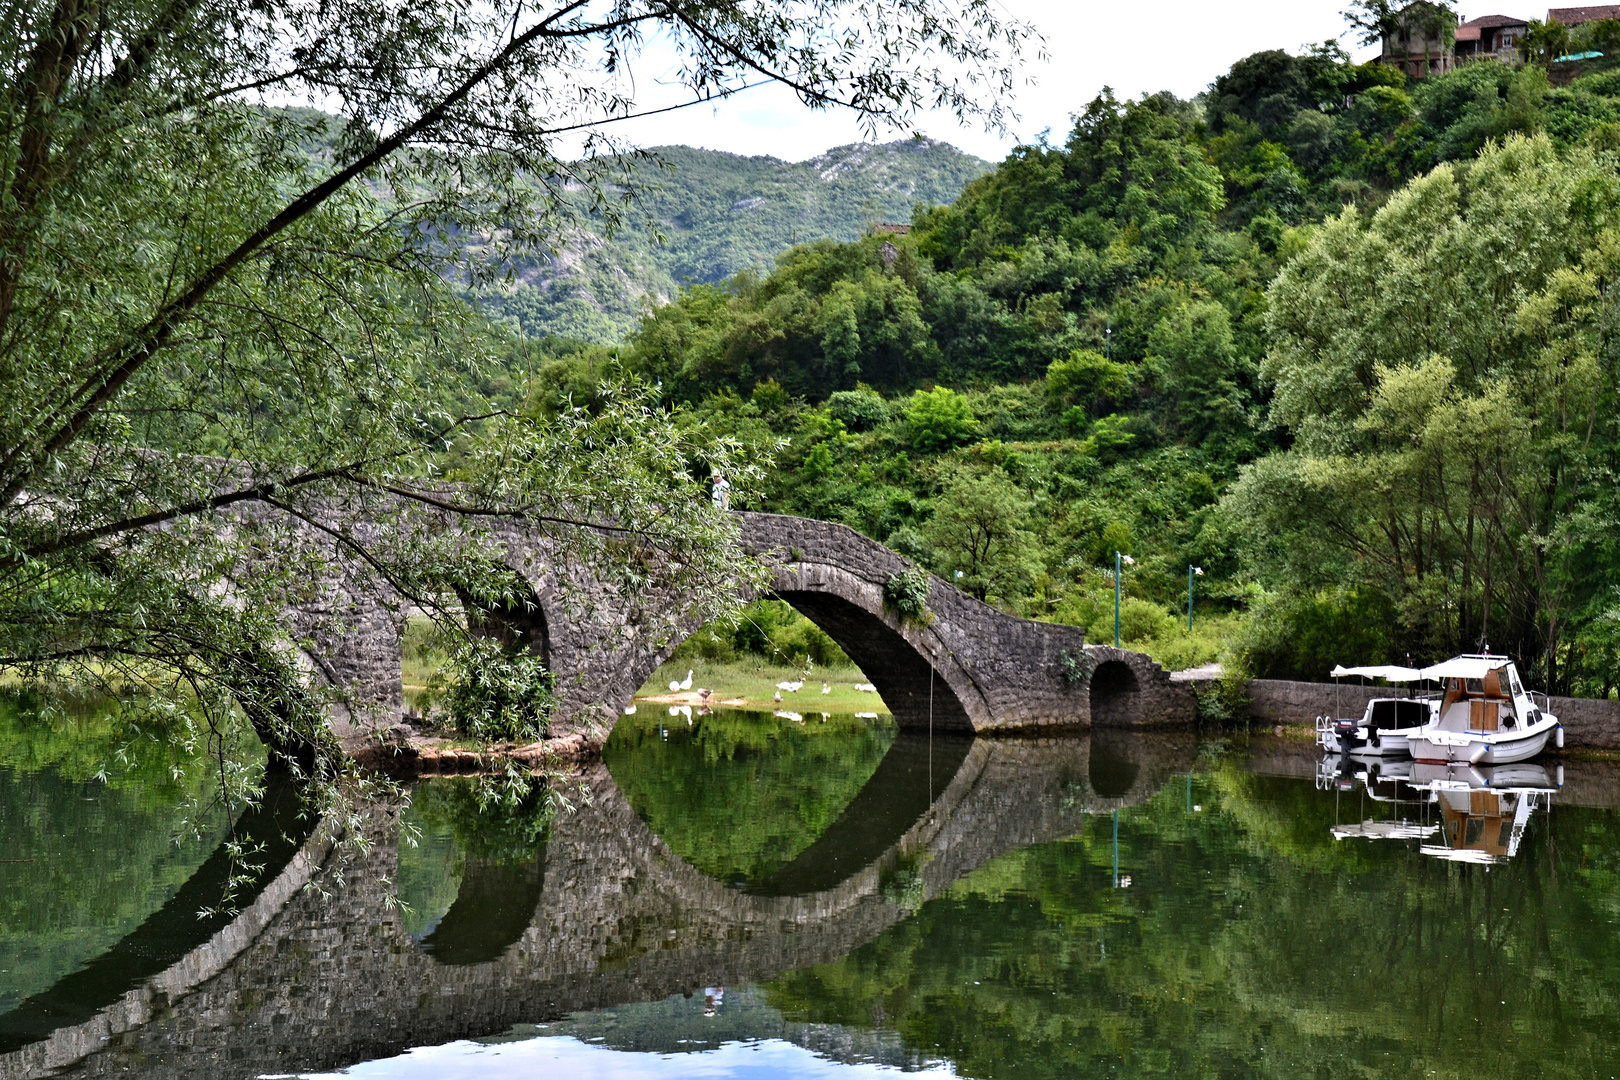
<box><xmin>1237</xmin><ymin>676</ymin><xmax>1620</xmax><ymax>752</ymax></box>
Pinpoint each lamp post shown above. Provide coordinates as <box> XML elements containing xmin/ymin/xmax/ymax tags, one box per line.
<box><xmin>1113</xmin><ymin>552</ymin><xmax>1134</xmax><ymax>648</ymax></box>
<box><xmin>1187</xmin><ymin>565</ymin><xmax>1204</xmax><ymax>631</ymax></box>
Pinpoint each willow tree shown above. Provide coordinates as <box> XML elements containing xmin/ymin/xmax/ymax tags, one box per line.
<box><xmin>0</xmin><ymin>0</ymin><xmax>1034</xmax><ymax>791</ymax></box>
<box><xmin>1227</xmin><ymin>135</ymin><xmax>1620</xmax><ymax>693</ymax></box>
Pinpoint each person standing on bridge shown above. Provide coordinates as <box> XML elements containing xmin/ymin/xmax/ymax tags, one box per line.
<box><xmin>710</xmin><ymin>468</ymin><xmax>732</xmax><ymax>511</ymax></box>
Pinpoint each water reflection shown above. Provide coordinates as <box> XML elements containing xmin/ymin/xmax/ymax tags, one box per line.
<box><xmin>1318</xmin><ymin>753</ymin><xmax>1562</xmax><ymax>864</ymax></box>
<box><xmin>397</xmin><ymin>779</ymin><xmax>548</xmax><ymax>965</ymax></box>
<box><xmin>8</xmin><ymin>712</ymin><xmax>1620</xmax><ymax>1079</ymax></box>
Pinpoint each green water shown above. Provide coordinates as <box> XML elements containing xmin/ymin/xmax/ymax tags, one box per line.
<box><xmin>5</xmin><ymin>700</ymin><xmax>1620</xmax><ymax>1078</ymax></box>
<box><xmin>766</xmin><ymin>768</ymin><xmax>1620</xmax><ymax>1079</ymax></box>
<box><xmin>0</xmin><ymin>695</ymin><xmax>245</xmax><ymax>1019</ymax></box>
<box><xmin>602</xmin><ymin>707</ymin><xmax>901</xmax><ymax>887</ymax></box>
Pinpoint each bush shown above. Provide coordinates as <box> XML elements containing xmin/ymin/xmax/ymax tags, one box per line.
<box><xmin>906</xmin><ymin>386</ymin><xmax>979</xmax><ymax>451</ymax></box>
<box><xmin>673</xmin><ymin>599</ymin><xmax>853</xmax><ymax>667</ymax></box>
<box><xmin>435</xmin><ymin>637</ymin><xmax>555</xmax><ymax>743</ymax></box>
<box><xmin>1046</xmin><ymin>349</ymin><xmax>1132</xmax><ymax>413</ymax></box>
<box><xmin>826</xmin><ymin>387</ymin><xmax>890</xmax><ymax>431</ymax></box>
<box><xmin>884</xmin><ymin>565</ymin><xmax>934</xmax><ymax>626</ymax></box>
<box><xmin>1239</xmin><ymin>588</ymin><xmax>1398</xmax><ymax>680</ymax></box>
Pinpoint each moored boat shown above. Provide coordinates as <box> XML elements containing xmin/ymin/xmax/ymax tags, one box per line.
<box><xmin>1315</xmin><ymin>664</ymin><xmax>1436</xmax><ymax>757</ymax></box>
<box><xmin>1405</xmin><ymin>655</ymin><xmax>1563</xmax><ymax>766</ymax></box>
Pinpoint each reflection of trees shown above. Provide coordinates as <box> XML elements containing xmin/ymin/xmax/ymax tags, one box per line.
<box><xmin>764</xmin><ymin>763</ymin><xmax>1620</xmax><ymax>1078</ymax></box>
<box><xmin>0</xmin><ymin>694</ymin><xmax>240</xmax><ymax>1015</ymax></box>
<box><xmin>603</xmin><ymin>710</ymin><xmax>897</xmax><ymax>886</ymax></box>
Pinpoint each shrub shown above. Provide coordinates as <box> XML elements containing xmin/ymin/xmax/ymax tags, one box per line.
<box><xmin>906</xmin><ymin>386</ymin><xmax>979</xmax><ymax>451</ymax></box>
<box><xmin>435</xmin><ymin>637</ymin><xmax>555</xmax><ymax>743</ymax></box>
<box><xmin>884</xmin><ymin>565</ymin><xmax>934</xmax><ymax>626</ymax></box>
<box><xmin>826</xmin><ymin>387</ymin><xmax>890</xmax><ymax>431</ymax></box>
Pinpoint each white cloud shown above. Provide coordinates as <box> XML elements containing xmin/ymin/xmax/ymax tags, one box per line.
<box><xmin>580</xmin><ymin>0</ymin><xmax>1382</xmax><ymax>163</ymax></box>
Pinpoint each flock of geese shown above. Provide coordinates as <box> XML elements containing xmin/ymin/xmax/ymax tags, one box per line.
<box><xmin>632</xmin><ymin>668</ymin><xmax>884</xmax><ymax>727</ymax></box>
<box><xmin>661</xmin><ymin>667</ymin><xmax>883</xmax><ymax>706</ymax></box>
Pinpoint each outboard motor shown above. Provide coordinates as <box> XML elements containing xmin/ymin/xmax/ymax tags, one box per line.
<box><xmin>1332</xmin><ymin>718</ymin><xmax>1361</xmax><ymax>753</ymax></box>
<box><xmin>1334</xmin><ymin>750</ymin><xmax>1358</xmax><ymax>791</ymax></box>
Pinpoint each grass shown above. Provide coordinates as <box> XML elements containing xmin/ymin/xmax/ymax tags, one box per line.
<box><xmin>637</xmin><ymin>658</ymin><xmax>890</xmax><ymax>714</ymax></box>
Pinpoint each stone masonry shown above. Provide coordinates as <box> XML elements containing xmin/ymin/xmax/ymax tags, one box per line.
<box><xmin>278</xmin><ymin>507</ymin><xmax>1196</xmax><ymax>747</ymax></box>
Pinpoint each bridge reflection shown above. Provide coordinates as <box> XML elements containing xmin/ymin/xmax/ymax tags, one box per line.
<box><xmin>0</xmin><ymin>726</ymin><xmax>1195</xmax><ymax>1080</ymax></box>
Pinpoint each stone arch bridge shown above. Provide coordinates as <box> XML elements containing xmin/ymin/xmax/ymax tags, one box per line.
<box><xmin>291</xmin><ymin>510</ymin><xmax>1193</xmax><ymax>746</ymax></box>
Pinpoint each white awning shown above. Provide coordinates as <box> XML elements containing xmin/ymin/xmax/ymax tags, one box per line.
<box><xmin>1330</xmin><ymin>664</ymin><xmax>1423</xmax><ymax>682</ymax></box>
<box><xmin>1418</xmin><ymin>656</ymin><xmax>1510</xmax><ymax>681</ymax></box>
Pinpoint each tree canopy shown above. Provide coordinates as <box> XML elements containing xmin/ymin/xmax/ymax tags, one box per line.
<box><xmin>0</xmin><ymin>0</ymin><xmax>1032</xmax><ymax>832</ymax></box>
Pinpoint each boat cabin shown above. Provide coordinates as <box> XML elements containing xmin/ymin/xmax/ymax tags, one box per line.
<box><xmin>1429</xmin><ymin>656</ymin><xmax>1542</xmax><ymax>735</ymax></box>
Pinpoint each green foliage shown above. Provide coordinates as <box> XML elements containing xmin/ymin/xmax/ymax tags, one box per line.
<box><xmin>432</xmin><ymin>639</ymin><xmax>556</xmax><ymax>743</ymax></box>
<box><xmin>1045</xmin><ymin>350</ymin><xmax>1133</xmax><ymax>415</ymax></box>
<box><xmin>1233</xmin><ymin>136</ymin><xmax>1620</xmax><ymax>690</ymax></box>
<box><xmin>673</xmin><ymin>599</ymin><xmax>852</xmax><ymax>668</ymax></box>
<box><xmin>906</xmin><ymin>387</ymin><xmax>980</xmax><ymax>452</ymax></box>
<box><xmin>825</xmin><ymin>387</ymin><xmax>890</xmax><ymax>431</ymax></box>
<box><xmin>923</xmin><ymin>467</ymin><xmax>1038</xmax><ymax>603</ymax></box>
<box><xmin>603</xmin><ymin>708</ymin><xmax>898</xmax><ymax>887</ymax></box>
<box><xmin>883</xmin><ymin>566</ymin><xmax>934</xmax><ymax>626</ymax></box>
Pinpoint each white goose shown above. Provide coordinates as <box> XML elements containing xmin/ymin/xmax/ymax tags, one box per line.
<box><xmin>668</xmin><ymin>669</ymin><xmax>694</xmax><ymax>692</ymax></box>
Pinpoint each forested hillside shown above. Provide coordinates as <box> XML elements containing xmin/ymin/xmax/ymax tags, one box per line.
<box><xmin>527</xmin><ymin>47</ymin><xmax>1620</xmax><ymax>697</ymax></box>
<box><xmin>474</xmin><ymin>139</ymin><xmax>989</xmax><ymax>342</ymax></box>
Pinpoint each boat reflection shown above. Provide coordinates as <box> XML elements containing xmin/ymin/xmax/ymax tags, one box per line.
<box><xmin>1317</xmin><ymin>753</ymin><xmax>1563</xmax><ymax>864</ymax></box>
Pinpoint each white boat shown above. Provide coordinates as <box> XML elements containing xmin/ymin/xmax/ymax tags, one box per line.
<box><xmin>1315</xmin><ymin>664</ymin><xmax>1436</xmax><ymax>757</ymax></box>
<box><xmin>1408</xmin><ymin>759</ymin><xmax>1562</xmax><ymax>864</ymax></box>
<box><xmin>1405</xmin><ymin>655</ymin><xmax>1564</xmax><ymax>766</ymax></box>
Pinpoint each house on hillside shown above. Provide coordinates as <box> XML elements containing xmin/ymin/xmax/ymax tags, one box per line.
<box><xmin>1376</xmin><ymin>4</ymin><xmax>1620</xmax><ymax>78</ymax></box>
<box><xmin>1453</xmin><ymin>14</ymin><xmax>1531</xmax><ymax>61</ymax></box>
<box><xmin>1548</xmin><ymin>5</ymin><xmax>1620</xmax><ymax>27</ymax></box>
<box><xmin>1380</xmin><ymin>1</ymin><xmax>1461</xmax><ymax>76</ymax></box>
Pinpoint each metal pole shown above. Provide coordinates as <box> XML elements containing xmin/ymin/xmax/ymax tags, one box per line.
<box><xmin>1114</xmin><ymin>551</ymin><xmax>1122</xmax><ymax>648</ymax></box>
<box><xmin>1188</xmin><ymin>564</ymin><xmax>1194</xmax><ymax>632</ymax></box>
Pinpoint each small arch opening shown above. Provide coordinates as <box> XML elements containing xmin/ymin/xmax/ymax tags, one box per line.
<box><xmin>1089</xmin><ymin>660</ymin><xmax>1142</xmax><ymax>728</ymax></box>
<box><xmin>458</xmin><ymin>574</ymin><xmax>551</xmax><ymax>666</ymax></box>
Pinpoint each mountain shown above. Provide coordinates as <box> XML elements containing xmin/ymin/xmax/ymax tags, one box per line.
<box><xmin>475</xmin><ymin>138</ymin><xmax>991</xmax><ymax>343</ymax></box>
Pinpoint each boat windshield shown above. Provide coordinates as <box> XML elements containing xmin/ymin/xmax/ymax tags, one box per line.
<box><xmin>1369</xmin><ymin>699</ymin><xmax>1428</xmax><ymax>730</ymax></box>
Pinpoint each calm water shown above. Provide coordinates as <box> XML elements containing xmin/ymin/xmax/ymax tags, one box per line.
<box><xmin>4</xmin><ymin>700</ymin><xmax>1620</xmax><ymax>1079</ymax></box>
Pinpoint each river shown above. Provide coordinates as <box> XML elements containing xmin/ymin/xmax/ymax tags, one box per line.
<box><xmin>3</xmin><ymin>698</ymin><xmax>1620</xmax><ymax>1078</ymax></box>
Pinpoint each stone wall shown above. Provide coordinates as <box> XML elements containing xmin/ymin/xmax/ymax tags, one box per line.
<box><xmin>268</xmin><ymin>504</ymin><xmax>1198</xmax><ymax>746</ymax></box>
<box><xmin>1246</xmin><ymin>678</ymin><xmax>1620</xmax><ymax>751</ymax></box>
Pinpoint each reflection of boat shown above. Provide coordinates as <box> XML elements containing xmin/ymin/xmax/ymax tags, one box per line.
<box><xmin>1320</xmin><ymin>754</ymin><xmax>1440</xmax><ymax>843</ymax></box>
<box><xmin>1409</xmin><ymin>760</ymin><xmax>1562</xmax><ymax>864</ymax></box>
<box><xmin>1318</xmin><ymin>755</ymin><xmax>1563</xmax><ymax>863</ymax></box>
<box><xmin>1406</xmin><ymin>656</ymin><xmax>1563</xmax><ymax>766</ymax></box>
<box><xmin>1315</xmin><ymin>665</ymin><xmax>1436</xmax><ymax>757</ymax></box>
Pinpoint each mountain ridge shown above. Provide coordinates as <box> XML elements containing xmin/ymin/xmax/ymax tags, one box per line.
<box><xmin>476</xmin><ymin>137</ymin><xmax>990</xmax><ymax>342</ymax></box>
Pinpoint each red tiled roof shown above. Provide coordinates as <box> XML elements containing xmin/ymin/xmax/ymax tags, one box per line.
<box><xmin>1459</xmin><ymin>13</ymin><xmax>1530</xmax><ymax>27</ymax></box>
<box><xmin>1549</xmin><ymin>5</ymin><xmax>1620</xmax><ymax>24</ymax></box>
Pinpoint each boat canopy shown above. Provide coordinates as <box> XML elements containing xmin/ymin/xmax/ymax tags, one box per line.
<box><xmin>1330</xmin><ymin>664</ymin><xmax>1423</xmax><ymax>682</ymax></box>
<box><xmin>1418</xmin><ymin>656</ymin><xmax>1510</xmax><ymax>681</ymax></box>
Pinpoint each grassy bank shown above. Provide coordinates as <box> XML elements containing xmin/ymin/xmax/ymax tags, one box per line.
<box><xmin>637</xmin><ymin>658</ymin><xmax>889</xmax><ymax>714</ymax></box>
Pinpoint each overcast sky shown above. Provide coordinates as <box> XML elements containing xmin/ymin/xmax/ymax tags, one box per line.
<box><xmin>585</xmin><ymin>0</ymin><xmax>1389</xmax><ymax>163</ymax></box>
